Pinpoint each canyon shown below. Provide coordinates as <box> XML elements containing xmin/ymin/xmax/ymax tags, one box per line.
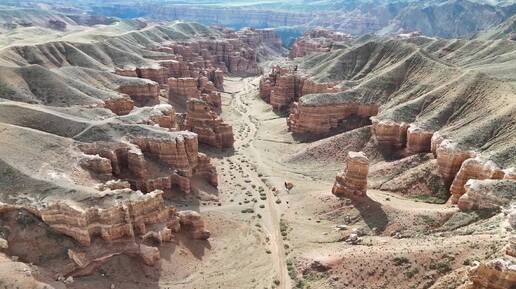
<box><xmin>0</xmin><ymin>3</ymin><xmax>514</xmax><ymax>289</ymax></box>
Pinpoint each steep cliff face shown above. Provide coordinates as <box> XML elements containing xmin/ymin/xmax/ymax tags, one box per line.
<box><xmin>118</xmin><ymin>81</ymin><xmax>160</xmax><ymax>106</ymax></box>
<box><xmin>102</xmin><ymin>97</ymin><xmax>135</xmax><ymax>115</ymax></box>
<box><xmin>288</xmin><ymin>102</ymin><xmax>378</xmax><ymax>135</ymax></box>
<box><xmin>259</xmin><ymin>66</ymin><xmax>341</xmax><ymax>111</ymax></box>
<box><xmin>458</xmin><ymin>179</ymin><xmax>516</xmax><ymax>211</ymax></box>
<box><xmin>465</xmin><ymin>259</ymin><xmax>516</xmax><ymax>289</ymax></box>
<box><xmin>450</xmin><ymin>158</ymin><xmax>507</xmax><ymax>203</ymax></box>
<box><xmin>40</xmin><ymin>190</ymin><xmax>179</xmax><ymax>246</ymax></box>
<box><xmin>371</xmin><ymin>121</ymin><xmax>433</xmax><ymax>156</ymax></box>
<box><xmin>430</xmin><ymin>134</ymin><xmax>515</xmax><ymax>204</ymax></box>
<box><xmin>290</xmin><ymin>29</ymin><xmax>352</xmax><ymax>59</ymax></box>
<box><xmin>183</xmin><ymin>99</ymin><xmax>234</xmax><ymax>149</ymax></box>
<box><xmin>79</xmin><ymin>130</ymin><xmax>218</xmax><ymax>194</ymax></box>
<box><xmin>332</xmin><ymin>151</ymin><xmax>369</xmax><ymax>199</ymax></box>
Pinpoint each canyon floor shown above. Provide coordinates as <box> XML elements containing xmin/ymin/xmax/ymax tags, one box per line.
<box><xmin>60</xmin><ymin>75</ymin><xmax>510</xmax><ymax>289</ymax></box>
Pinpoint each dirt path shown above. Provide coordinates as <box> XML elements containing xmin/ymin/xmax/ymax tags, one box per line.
<box><xmin>222</xmin><ymin>76</ymin><xmax>291</xmax><ymax>289</ymax></box>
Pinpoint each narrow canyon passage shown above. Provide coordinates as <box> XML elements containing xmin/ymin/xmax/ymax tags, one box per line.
<box><xmin>204</xmin><ymin>76</ymin><xmax>293</xmax><ymax>289</ymax></box>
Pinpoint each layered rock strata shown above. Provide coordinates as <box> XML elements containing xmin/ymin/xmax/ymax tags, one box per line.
<box><xmin>118</xmin><ymin>81</ymin><xmax>160</xmax><ymax>106</ymax></box>
<box><xmin>371</xmin><ymin>121</ymin><xmax>434</xmax><ymax>155</ymax></box>
<box><xmin>457</xmin><ymin>179</ymin><xmax>516</xmax><ymax>211</ymax></box>
<box><xmin>79</xmin><ymin>132</ymin><xmax>218</xmax><ymax>193</ymax></box>
<box><xmin>450</xmin><ymin>158</ymin><xmax>516</xmax><ymax>204</ymax></box>
<box><xmin>430</xmin><ymin>133</ymin><xmax>515</xmax><ymax>204</ymax></box>
<box><xmin>466</xmin><ymin>259</ymin><xmax>516</xmax><ymax>289</ymax></box>
<box><xmin>103</xmin><ymin>97</ymin><xmax>135</xmax><ymax>115</ymax></box>
<box><xmin>288</xmin><ymin>102</ymin><xmax>378</xmax><ymax>135</ymax></box>
<box><xmin>290</xmin><ymin>29</ymin><xmax>352</xmax><ymax>59</ymax></box>
<box><xmin>259</xmin><ymin>66</ymin><xmax>341</xmax><ymax>111</ymax></box>
<box><xmin>178</xmin><ymin>210</ymin><xmax>210</xmax><ymax>240</ymax></box>
<box><xmin>40</xmin><ymin>190</ymin><xmax>178</xmax><ymax>246</ymax></box>
<box><xmin>183</xmin><ymin>99</ymin><xmax>234</xmax><ymax>149</ymax></box>
<box><xmin>168</xmin><ymin>76</ymin><xmax>222</xmax><ymax>109</ymax></box>
<box><xmin>332</xmin><ymin>151</ymin><xmax>369</xmax><ymax>199</ymax></box>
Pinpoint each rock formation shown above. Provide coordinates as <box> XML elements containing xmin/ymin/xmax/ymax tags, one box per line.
<box><xmin>103</xmin><ymin>97</ymin><xmax>135</xmax><ymax>115</ymax></box>
<box><xmin>183</xmin><ymin>99</ymin><xmax>234</xmax><ymax>149</ymax></box>
<box><xmin>288</xmin><ymin>102</ymin><xmax>378</xmax><ymax>135</ymax></box>
<box><xmin>466</xmin><ymin>259</ymin><xmax>516</xmax><ymax>289</ymax></box>
<box><xmin>457</xmin><ymin>179</ymin><xmax>515</xmax><ymax>211</ymax></box>
<box><xmin>118</xmin><ymin>80</ymin><xmax>160</xmax><ymax>106</ymax></box>
<box><xmin>431</xmin><ymin>137</ymin><xmax>479</xmax><ymax>187</ymax></box>
<box><xmin>167</xmin><ymin>76</ymin><xmax>221</xmax><ymax>108</ymax></box>
<box><xmin>371</xmin><ymin>121</ymin><xmax>434</xmax><ymax>156</ymax></box>
<box><xmin>178</xmin><ymin>210</ymin><xmax>210</xmax><ymax>240</ymax></box>
<box><xmin>332</xmin><ymin>151</ymin><xmax>369</xmax><ymax>199</ymax></box>
<box><xmin>290</xmin><ymin>29</ymin><xmax>351</xmax><ymax>59</ymax></box>
<box><xmin>428</xmin><ymin>133</ymin><xmax>516</xmax><ymax>204</ymax></box>
<box><xmin>450</xmin><ymin>158</ymin><xmax>514</xmax><ymax>204</ymax></box>
<box><xmin>79</xmin><ymin>131</ymin><xmax>218</xmax><ymax>194</ymax></box>
<box><xmin>259</xmin><ymin>66</ymin><xmax>341</xmax><ymax>111</ymax></box>
<box><xmin>40</xmin><ymin>190</ymin><xmax>179</xmax><ymax>246</ymax></box>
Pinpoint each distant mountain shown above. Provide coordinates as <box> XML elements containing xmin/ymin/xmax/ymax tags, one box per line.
<box><xmin>1</xmin><ymin>0</ymin><xmax>515</xmax><ymax>38</ymax></box>
<box><xmin>473</xmin><ymin>13</ymin><xmax>516</xmax><ymax>39</ymax></box>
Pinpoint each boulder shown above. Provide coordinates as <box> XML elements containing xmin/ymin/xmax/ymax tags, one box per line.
<box><xmin>178</xmin><ymin>210</ymin><xmax>211</xmax><ymax>240</ymax></box>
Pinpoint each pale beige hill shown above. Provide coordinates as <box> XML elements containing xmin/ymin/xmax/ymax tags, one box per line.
<box><xmin>0</xmin><ymin>65</ymin><xmax>137</xmax><ymax>106</ymax></box>
<box><xmin>473</xmin><ymin>13</ymin><xmax>516</xmax><ymax>40</ymax></box>
<box><xmin>293</xmin><ymin>37</ymin><xmax>516</xmax><ymax>167</ymax></box>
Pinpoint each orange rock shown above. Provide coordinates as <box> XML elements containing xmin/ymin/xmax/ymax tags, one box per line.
<box><xmin>332</xmin><ymin>151</ymin><xmax>369</xmax><ymax>198</ymax></box>
<box><xmin>450</xmin><ymin>158</ymin><xmax>506</xmax><ymax>203</ymax></box>
<box><xmin>289</xmin><ymin>102</ymin><xmax>378</xmax><ymax>135</ymax></box>
<box><xmin>40</xmin><ymin>190</ymin><xmax>178</xmax><ymax>246</ymax></box>
<box><xmin>103</xmin><ymin>97</ymin><xmax>134</xmax><ymax>115</ymax></box>
<box><xmin>290</xmin><ymin>29</ymin><xmax>351</xmax><ymax>59</ymax></box>
<box><xmin>118</xmin><ymin>81</ymin><xmax>160</xmax><ymax>106</ymax></box>
<box><xmin>466</xmin><ymin>259</ymin><xmax>516</xmax><ymax>289</ymax></box>
<box><xmin>183</xmin><ymin>99</ymin><xmax>234</xmax><ymax>149</ymax></box>
<box><xmin>178</xmin><ymin>210</ymin><xmax>210</xmax><ymax>240</ymax></box>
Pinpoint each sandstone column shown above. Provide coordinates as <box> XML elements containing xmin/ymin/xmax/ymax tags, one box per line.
<box><xmin>332</xmin><ymin>151</ymin><xmax>369</xmax><ymax>198</ymax></box>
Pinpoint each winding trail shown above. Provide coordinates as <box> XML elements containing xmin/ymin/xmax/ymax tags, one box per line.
<box><xmin>225</xmin><ymin>77</ymin><xmax>291</xmax><ymax>289</ymax></box>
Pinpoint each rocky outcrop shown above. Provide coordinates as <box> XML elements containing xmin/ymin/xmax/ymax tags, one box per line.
<box><xmin>290</xmin><ymin>29</ymin><xmax>351</xmax><ymax>59</ymax></box>
<box><xmin>466</xmin><ymin>259</ymin><xmax>516</xmax><ymax>289</ymax></box>
<box><xmin>146</xmin><ymin>104</ymin><xmax>177</xmax><ymax>129</ymax></box>
<box><xmin>183</xmin><ymin>99</ymin><xmax>234</xmax><ymax>149</ymax></box>
<box><xmin>259</xmin><ymin>66</ymin><xmax>341</xmax><ymax>111</ymax></box>
<box><xmin>371</xmin><ymin>120</ymin><xmax>409</xmax><ymax>152</ymax></box>
<box><xmin>136</xmin><ymin>67</ymin><xmax>169</xmax><ymax>86</ymax></box>
<box><xmin>458</xmin><ymin>179</ymin><xmax>516</xmax><ymax>211</ymax></box>
<box><xmin>406</xmin><ymin>125</ymin><xmax>434</xmax><ymax>154</ymax></box>
<box><xmin>235</xmin><ymin>28</ymin><xmax>283</xmax><ymax>51</ymax></box>
<box><xmin>79</xmin><ymin>131</ymin><xmax>218</xmax><ymax>193</ymax></box>
<box><xmin>450</xmin><ymin>158</ymin><xmax>509</xmax><ymax>203</ymax></box>
<box><xmin>371</xmin><ymin>121</ymin><xmax>434</xmax><ymax>156</ymax></box>
<box><xmin>178</xmin><ymin>210</ymin><xmax>210</xmax><ymax>240</ymax></box>
<box><xmin>103</xmin><ymin>97</ymin><xmax>134</xmax><ymax>115</ymax></box>
<box><xmin>288</xmin><ymin>102</ymin><xmax>378</xmax><ymax>135</ymax></box>
<box><xmin>332</xmin><ymin>151</ymin><xmax>369</xmax><ymax>199</ymax></box>
<box><xmin>168</xmin><ymin>76</ymin><xmax>222</xmax><ymax>109</ymax></box>
<box><xmin>429</xmin><ymin>133</ymin><xmax>516</xmax><ymax>204</ymax></box>
<box><xmin>40</xmin><ymin>190</ymin><xmax>178</xmax><ymax>246</ymax></box>
<box><xmin>431</xmin><ymin>136</ymin><xmax>478</xmax><ymax>188</ymax></box>
<box><xmin>118</xmin><ymin>81</ymin><xmax>160</xmax><ymax>106</ymax></box>
<box><xmin>168</xmin><ymin>77</ymin><xmax>200</xmax><ymax>104</ymax></box>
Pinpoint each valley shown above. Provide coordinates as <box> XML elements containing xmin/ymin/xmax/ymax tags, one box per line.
<box><xmin>0</xmin><ymin>2</ymin><xmax>514</xmax><ymax>289</ymax></box>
